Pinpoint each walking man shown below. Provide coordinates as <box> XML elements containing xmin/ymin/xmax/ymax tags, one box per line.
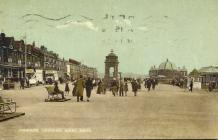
<box><xmin>111</xmin><ymin>78</ymin><xmax>118</xmax><ymax>96</ymax></box>
<box><xmin>119</xmin><ymin>79</ymin><xmax>124</xmax><ymax>96</ymax></box>
<box><xmin>147</xmin><ymin>78</ymin><xmax>152</xmax><ymax>92</ymax></box>
<box><xmin>65</xmin><ymin>82</ymin><xmax>70</xmax><ymax>96</ymax></box>
<box><xmin>20</xmin><ymin>78</ymin><xmax>25</xmax><ymax>89</ymax></box>
<box><xmin>131</xmin><ymin>79</ymin><xmax>138</xmax><ymax>96</ymax></box>
<box><xmin>151</xmin><ymin>78</ymin><xmax>156</xmax><ymax>90</ymax></box>
<box><xmin>85</xmin><ymin>77</ymin><xmax>93</xmax><ymax>102</ymax></box>
<box><xmin>189</xmin><ymin>78</ymin><xmax>193</xmax><ymax>92</ymax></box>
<box><xmin>75</xmin><ymin>75</ymin><xmax>85</xmax><ymax>102</ymax></box>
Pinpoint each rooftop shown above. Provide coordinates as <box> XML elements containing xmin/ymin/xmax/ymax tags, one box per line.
<box><xmin>199</xmin><ymin>66</ymin><xmax>218</xmax><ymax>74</ymax></box>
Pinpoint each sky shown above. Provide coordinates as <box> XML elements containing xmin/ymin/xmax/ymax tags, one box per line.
<box><xmin>0</xmin><ymin>0</ymin><xmax>218</xmax><ymax>75</ymax></box>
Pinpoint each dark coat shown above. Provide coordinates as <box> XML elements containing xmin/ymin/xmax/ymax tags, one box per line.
<box><xmin>85</xmin><ymin>79</ymin><xmax>93</xmax><ymax>96</ymax></box>
<box><xmin>131</xmin><ymin>81</ymin><xmax>138</xmax><ymax>92</ymax></box>
<box><xmin>147</xmin><ymin>79</ymin><xmax>152</xmax><ymax>88</ymax></box>
<box><xmin>65</xmin><ymin>83</ymin><xmax>70</xmax><ymax>92</ymax></box>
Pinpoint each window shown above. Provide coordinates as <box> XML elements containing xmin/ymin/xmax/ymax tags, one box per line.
<box><xmin>8</xmin><ymin>58</ymin><xmax>12</xmax><ymax>63</ymax></box>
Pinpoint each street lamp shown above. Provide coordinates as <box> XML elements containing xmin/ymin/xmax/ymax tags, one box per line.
<box><xmin>24</xmin><ymin>34</ymin><xmax>27</xmax><ymax>79</ymax></box>
<box><xmin>20</xmin><ymin>33</ymin><xmax>27</xmax><ymax>79</ymax></box>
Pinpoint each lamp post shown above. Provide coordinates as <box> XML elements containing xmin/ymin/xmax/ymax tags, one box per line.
<box><xmin>22</xmin><ymin>33</ymin><xmax>27</xmax><ymax>80</ymax></box>
<box><xmin>119</xmin><ymin>72</ymin><xmax>122</xmax><ymax>81</ymax></box>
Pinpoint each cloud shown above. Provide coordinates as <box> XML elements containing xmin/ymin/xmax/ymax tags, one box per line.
<box><xmin>56</xmin><ymin>20</ymin><xmax>98</xmax><ymax>31</ymax></box>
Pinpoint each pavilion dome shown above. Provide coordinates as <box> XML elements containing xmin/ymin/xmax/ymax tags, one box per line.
<box><xmin>105</xmin><ymin>50</ymin><xmax>119</xmax><ymax>63</ymax></box>
<box><xmin>107</xmin><ymin>50</ymin><xmax>117</xmax><ymax>57</ymax></box>
<box><xmin>159</xmin><ymin>59</ymin><xmax>177</xmax><ymax>70</ymax></box>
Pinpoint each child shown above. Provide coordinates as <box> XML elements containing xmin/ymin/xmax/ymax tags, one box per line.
<box><xmin>65</xmin><ymin>82</ymin><xmax>70</xmax><ymax>96</ymax></box>
<box><xmin>124</xmin><ymin>82</ymin><xmax>128</xmax><ymax>96</ymax></box>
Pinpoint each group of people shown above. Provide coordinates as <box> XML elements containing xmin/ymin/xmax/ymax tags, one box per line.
<box><xmin>72</xmin><ymin>75</ymin><xmax>95</xmax><ymax>102</ymax></box>
<box><xmin>96</xmin><ymin>80</ymin><xmax>106</xmax><ymax>94</ymax></box>
<box><xmin>52</xmin><ymin>75</ymin><xmax>95</xmax><ymax>102</ymax></box>
<box><xmin>109</xmin><ymin>78</ymin><xmax>159</xmax><ymax>97</ymax></box>
<box><xmin>110</xmin><ymin>78</ymin><xmax>129</xmax><ymax>96</ymax></box>
<box><xmin>144</xmin><ymin>78</ymin><xmax>158</xmax><ymax>92</ymax></box>
<box><xmin>171</xmin><ymin>77</ymin><xmax>194</xmax><ymax>92</ymax></box>
<box><xmin>53</xmin><ymin>76</ymin><xmax>157</xmax><ymax>102</ymax></box>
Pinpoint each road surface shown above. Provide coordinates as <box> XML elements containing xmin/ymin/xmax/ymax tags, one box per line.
<box><xmin>0</xmin><ymin>83</ymin><xmax>218</xmax><ymax>139</ymax></box>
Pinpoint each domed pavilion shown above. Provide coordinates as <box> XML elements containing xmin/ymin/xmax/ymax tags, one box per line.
<box><xmin>149</xmin><ymin>59</ymin><xmax>187</xmax><ymax>83</ymax></box>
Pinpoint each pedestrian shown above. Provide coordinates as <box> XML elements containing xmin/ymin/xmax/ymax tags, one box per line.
<box><xmin>208</xmin><ymin>81</ymin><xmax>213</xmax><ymax>92</ymax></box>
<box><xmin>172</xmin><ymin>79</ymin><xmax>175</xmax><ymax>86</ymax></box>
<box><xmin>26</xmin><ymin>77</ymin><xmax>30</xmax><ymax>88</ymax></box>
<box><xmin>54</xmin><ymin>81</ymin><xmax>65</xmax><ymax>100</ymax></box>
<box><xmin>20</xmin><ymin>78</ymin><xmax>25</xmax><ymax>89</ymax></box>
<box><xmin>75</xmin><ymin>75</ymin><xmax>85</xmax><ymax>102</ymax></box>
<box><xmin>85</xmin><ymin>77</ymin><xmax>93</xmax><ymax>102</ymax></box>
<box><xmin>147</xmin><ymin>79</ymin><xmax>152</xmax><ymax>92</ymax></box>
<box><xmin>65</xmin><ymin>82</ymin><xmax>70</xmax><ymax>96</ymax></box>
<box><xmin>102</xmin><ymin>79</ymin><xmax>106</xmax><ymax>94</ymax></box>
<box><xmin>111</xmin><ymin>78</ymin><xmax>118</xmax><ymax>96</ymax></box>
<box><xmin>131</xmin><ymin>79</ymin><xmax>138</xmax><ymax>96</ymax></box>
<box><xmin>189</xmin><ymin>78</ymin><xmax>193</xmax><ymax>92</ymax></box>
<box><xmin>179</xmin><ymin>78</ymin><xmax>184</xmax><ymax>88</ymax></box>
<box><xmin>155</xmin><ymin>78</ymin><xmax>159</xmax><ymax>85</ymax></box>
<box><xmin>119</xmin><ymin>79</ymin><xmax>124</xmax><ymax>96</ymax></box>
<box><xmin>144</xmin><ymin>79</ymin><xmax>147</xmax><ymax>89</ymax></box>
<box><xmin>72</xmin><ymin>81</ymin><xmax>77</xmax><ymax>96</ymax></box>
<box><xmin>124</xmin><ymin>82</ymin><xmax>128</xmax><ymax>96</ymax></box>
<box><xmin>151</xmin><ymin>79</ymin><xmax>156</xmax><ymax>90</ymax></box>
<box><xmin>97</xmin><ymin>80</ymin><xmax>103</xmax><ymax>94</ymax></box>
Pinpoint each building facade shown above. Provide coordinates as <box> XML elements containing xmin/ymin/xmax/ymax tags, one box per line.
<box><xmin>0</xmin><ymin>32</ymin><xmax>98</xmax><ymax>83</ymax></box>
<box><xmin>199</xmin><ymin>66</ymin><xmax>218</xmax><ymax>89</ymax></box>
<box><xmin>0</xmin><ymin>33</ymin><xmax>25</xmax><ymax>81</ymax></box>
<box><xmin>68</xmin><ymin>58</ymin><xmax>81</xmax><ymax>80</ymax></box>
<box><xmin>68</xmin><ymin>58</ymin><xmax>98</xmax><ymax>80</ymax></box>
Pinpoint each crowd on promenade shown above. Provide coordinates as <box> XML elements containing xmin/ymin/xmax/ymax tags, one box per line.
<box><xmin>50</xmin><ymin>75</ymin><xmax>162</xmax><ymax>102</ymax></box>
<box><xmin>1</xmin><ymin>74</ymin><xmax>212</xmax><ymax>103</ymax></box>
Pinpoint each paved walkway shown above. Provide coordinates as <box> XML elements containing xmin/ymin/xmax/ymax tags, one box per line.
<box><xmin>0</xmin><ymin>84</ymin><xmax>218</xmax><ymax>139</ymax></box>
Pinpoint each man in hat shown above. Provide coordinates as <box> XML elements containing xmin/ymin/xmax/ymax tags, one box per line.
<box><xmin>119</xmin><ymin>79</ymin><xmax>124</xmax><ymax>96</ymax></box>
<box><xmin>85</xmin><ymin>77</ymin><xmax>93</xmax><ymax>102</ymax></box>
<box><xmin>111</xmin><ymin>78</ymin><xmax>118</xmax><ymax>96</ymax></box>
<box><xmin>75</xmin><ymin>75</ymin><xmax>85</xmax><ymax>102</ymax></box>
<box><xmin>131</xmin><ymin>79</ymin><xmax>138</xmax><ymax>96</ymax></box>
